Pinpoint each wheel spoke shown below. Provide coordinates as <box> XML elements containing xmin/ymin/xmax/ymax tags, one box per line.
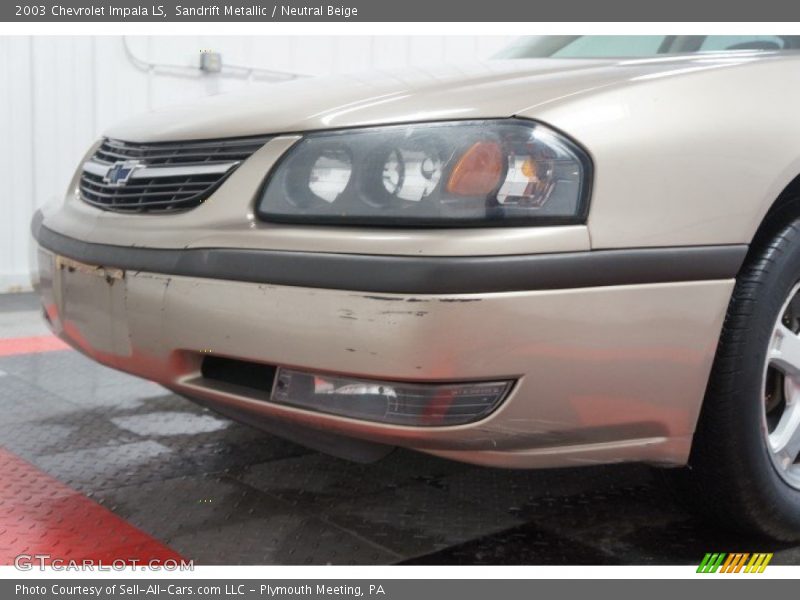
<box><xmin>770</xmin><ymin>403</ymin><xmax>800</xmax><ymax>467</ymax></box>
<box><xmin>770</xmin><ymin>324</ymin><xmax>800</xmax><ymax>380</ymax></box>
<box><xmin>782</xmin><ymin>418</ymin><xmax>800</xmax><ymax>465</ymax></box>
<box><xmin>763</xmin><ymin>285</ymin><xmax>800</xmax><ymax>488</ymax></box>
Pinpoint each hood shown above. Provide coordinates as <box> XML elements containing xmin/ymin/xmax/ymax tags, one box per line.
<box><xmin>105</xmin><ymin>54</ymin><xmax>780</xmax><ymax>142</ymax></box>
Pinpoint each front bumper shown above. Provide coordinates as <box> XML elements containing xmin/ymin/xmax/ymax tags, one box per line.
<box><xmin>32</xmin><ymin>218</ymin><xmax>741</xmax><ymax>468</ymax></box>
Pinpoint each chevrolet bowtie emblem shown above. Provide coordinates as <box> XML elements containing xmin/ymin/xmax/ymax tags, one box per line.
<box><xmin>103</xmin><ymin>160</ymin><xmax>143</xmax><ymax>187</ymax></box>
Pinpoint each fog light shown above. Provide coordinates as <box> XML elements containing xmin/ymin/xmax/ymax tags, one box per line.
<box><xmin>271</xmin><ymin>368</ymin><xmax>512</xmax><ymax>427</ymax></box>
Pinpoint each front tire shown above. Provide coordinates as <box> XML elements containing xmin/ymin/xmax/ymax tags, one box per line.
<box><xmin>688</xmin><ymin>213</ymin><xmax>800</xmax><ymax>540</ymax></box>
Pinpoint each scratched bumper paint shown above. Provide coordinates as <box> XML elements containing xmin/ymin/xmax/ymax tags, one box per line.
<box><xmin>36</xmin><ymin>246</ymin><xmax>733</xmax><ymax>468</ymax></box>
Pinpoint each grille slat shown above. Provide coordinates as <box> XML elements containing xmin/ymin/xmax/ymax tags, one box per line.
<box><xmin>81</xmin><ymin>180</ymin><xmax>211</xmax><ymax>192</ymax></box>
<box><xmin>104</xmin><ymin>138</ymin><xmax>269</xmax><ymax>151</ymax></box>
<box><xmin>79</xmin><ymin>136</ymin><xmax>271</xmax><ymax>213</ymax></box>
<box><xmin>94</xmin><ymin>148</ymin><xmax>263</xmax><ymax>165</ymax></box>
<box><xmin>81</xmin><ymin>187</ymin><xmax>199</xmax><ymax>200</ymax></box>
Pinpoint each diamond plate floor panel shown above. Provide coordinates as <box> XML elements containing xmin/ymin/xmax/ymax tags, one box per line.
<box><xmin>0</xmin><ymin>447</ymin><xmax>182</xmax><ymax>565</ymax></box>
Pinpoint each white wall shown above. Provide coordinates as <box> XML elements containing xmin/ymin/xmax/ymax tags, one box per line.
<box><xmin>0</xmin><ymin>35</ymin><xmax>514</xmax><ymax>292</ymax></box>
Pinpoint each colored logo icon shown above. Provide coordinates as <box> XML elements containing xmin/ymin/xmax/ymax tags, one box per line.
<box><xmin>697</xmin><ymin>553</ymin><xmax>773</xmax><ymax>573</ymax></box>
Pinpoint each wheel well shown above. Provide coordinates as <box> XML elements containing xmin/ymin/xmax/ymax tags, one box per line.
<box><xmin>751</xmin><ymin>173</ymin><xmax>800</xmax><ymax>252</ymax></box>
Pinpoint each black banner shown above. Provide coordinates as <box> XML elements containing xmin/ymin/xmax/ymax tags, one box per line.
<box><xmin>3</xmin><ymin>0</ymin><xmax>800</xmax><ymax>22</ymax></box>
<box><xmin>3</xmin><ymin>579</ymin><xmax>793</xmax><ymax>600</ymax></box>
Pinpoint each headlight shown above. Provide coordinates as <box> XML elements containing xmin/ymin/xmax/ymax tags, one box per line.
<box><xmin>257</xmin><ymin>119</ymin><xmax>592</xmax><ymax>226</ymax></box>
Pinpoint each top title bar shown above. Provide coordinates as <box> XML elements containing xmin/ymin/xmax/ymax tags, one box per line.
<box><xmin>2</xmin><ymin>0</ymin><xmax>800</xmax><ymax>22</ymax></box>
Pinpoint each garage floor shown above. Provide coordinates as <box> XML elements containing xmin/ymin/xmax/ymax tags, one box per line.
<box><xmin>2</xmin><ymin>292</ymin><xmax>800</xmax><ymax>566</ymax></box>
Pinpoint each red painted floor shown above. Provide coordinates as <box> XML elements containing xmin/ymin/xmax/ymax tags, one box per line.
<box><xmin>0</xmin><ymin>447</ymin><xmax>184</xmax><ymax>566</ymax></box>
<box><xmin>0</xmin><ymin>335</ymin><xmax>69</xmax><ymax>358</ymax></box>
<box><xmin>0</xmin><ymin>332</ymin><xmax>183</xmax><ymax>566</ymax></box>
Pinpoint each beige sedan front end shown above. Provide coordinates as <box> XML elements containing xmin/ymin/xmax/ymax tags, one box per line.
<box><xmin>32</xmin><ymin>52</ymin><xmax>800</xmax><ymax>468</ymax></box>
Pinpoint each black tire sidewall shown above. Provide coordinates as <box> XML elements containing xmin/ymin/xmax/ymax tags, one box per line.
<box><xmin>697</xmin><ymin>220</ymin><xmax>800</xmax><ymax>537</ymax></box>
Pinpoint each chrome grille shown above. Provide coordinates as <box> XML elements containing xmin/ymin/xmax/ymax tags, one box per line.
<box><xmin>79</xmin><ymin>136</ymin><xmax>271</xmax><ymax>213</ymax></box>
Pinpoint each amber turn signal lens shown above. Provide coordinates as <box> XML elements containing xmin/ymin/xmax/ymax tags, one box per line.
<box><xmin>521</xmin><ymin>157</ymin><xmax>538</xmax><ymax>180</ymax></box>
<box><xmin>446</xmin><ymin>141</ymin><xmax>504</xmax><ymax>196</ymax></box>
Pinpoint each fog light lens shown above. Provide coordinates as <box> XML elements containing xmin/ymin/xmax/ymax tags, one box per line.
<box><xmin>271</xmin><ymin>368</ymin><xmax>512</xmax><ymax>427</ymax></box>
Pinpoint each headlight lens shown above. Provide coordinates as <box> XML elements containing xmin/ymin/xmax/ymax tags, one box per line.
<box><xmin>257</xmin><ymin>119</ymin><xmax>591</xmax><ymax>226</ymax></box>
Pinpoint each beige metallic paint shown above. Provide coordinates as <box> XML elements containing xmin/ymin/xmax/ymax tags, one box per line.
<box><xmin>43</xmin><ymin>53</ymin><xmax>800</xmax><ymax>259</ymax></box>
<box><xmin>36</xmin><ymin>248</ymin><xmax>732</xmax><ymax>467</ymax></box>
<box><xmin>35</xmin><ymin>52</ymin><xmax>800</xmax><ymax>466</ymax></box>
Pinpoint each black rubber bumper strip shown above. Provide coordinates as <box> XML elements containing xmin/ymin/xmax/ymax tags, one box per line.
<box><xmin>32</xmin><ymin>215</ymin><xmax>747</xmax><ymax>295</ymax></box>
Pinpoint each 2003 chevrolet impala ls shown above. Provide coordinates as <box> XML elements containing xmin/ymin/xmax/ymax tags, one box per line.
<box><xmin>31</xmin><ymin>36</ymin><xmax>800</xmax><ymax>539</ymax></box>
